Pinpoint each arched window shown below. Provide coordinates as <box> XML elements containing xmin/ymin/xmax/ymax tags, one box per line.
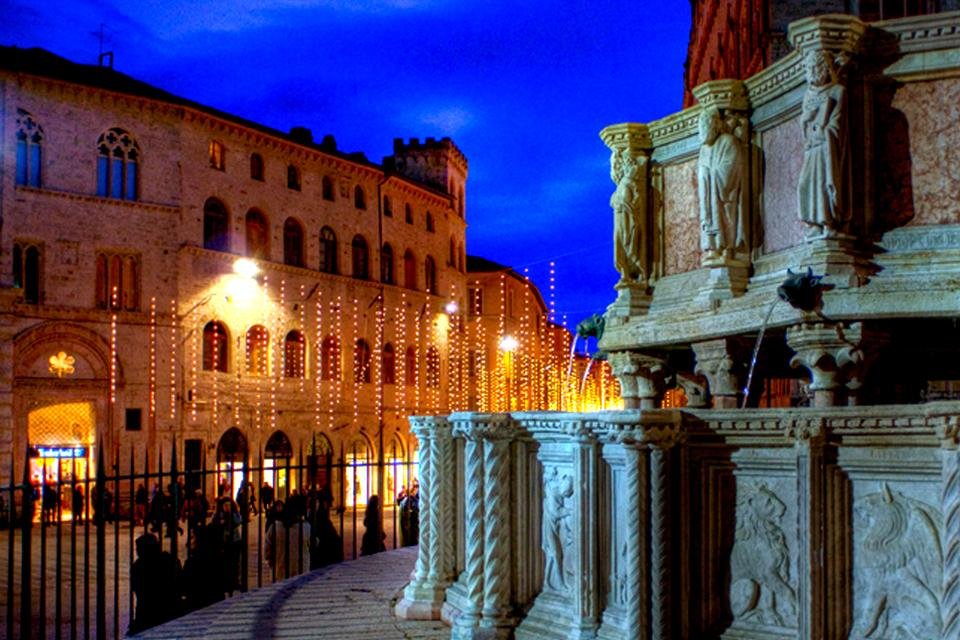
<box><xmin>250</xmin><ymin>153</ymin><xmax>264</xmax><ymax>181</ymax></box>
<box><xmin>424</xmin><ymin>255</ymin><xmax>437</xmax><ymax>294</ymax></box>
<box><xmin>321</xmin><ymin>335</ymin><xmax>341</xmax><ymax>380</ymax></box>
<box><xmin>246</xmin><ymin>325</ymin><xmax>270</xmax><ymax>375</ymax></box>
<box><xmin>351</xmin><ymin>235</ymin><xmax>369</xmax><ymax>280</ymax></box>
<box><xmin>426</xmin><ymin>347</ymin><xmax>440</xmax><ymax>388</ymax></box>
<box><xmin>449</xmin><ymin>237</ymin><xmax>456</xmax><ymax>266</ymax></box>
<box><xmin>203</xmin><ymin>198</ymin><xmax>230</xmax><ymax>252</ymax></box>
<box><xmin>354</xmin><ymin>185</ymin><xmax>366</xmax><ymax>210</ymax></box>
<box><xmin>426</xmin><ymin>211</ymin><xmax>435</xmax><ymax>232</ymax></box>
<box><xmin>15</xmin><ymin>109</ymin><xmax>43</xmax><ymax>188</ymax></box>
<box><xmin>403</xmin><ymin>249</ymin><xmax>417</xmax><ymax>290</ymax></box>
<box><xmin>96</xmin><ymin>128</ymin><xmax>139</xmax><ymax>200</ymax></box>
<box><xmin>283</xmin><ymin>218</ymin><xmax>305</xmax><ymax>267</ymax></box>
<box><xmin>319</xmin><ymin>226</ymin><xmax>338</xmax><ymax>274</ymax></box>
<box><xmin>383</xmin><ymin>195</ymin><xmax>393</xmax><ymax>217</ymax></box>
<box><xmin>287</xmin><ymin>164</ymin><xmax>301</xmax><ymax>191</ymax></box>
<box><xmin>283</xmin><ymin>330</ymin><xmax>305</xmax><ymax>378</ymax></box>
<box><xmin>95</xmin><ymin>251</ymin><xmax>140</xmax><ymax>310</ymax></box>
<box><xmin>404</xmin><ymin>346</ymin><xmax>417</xmax><ymax>387</ymax></box>
<box><xmin>322</xmin><ymin>175</ymin><xmax>335</xmax><ymax>201</ymax></box>
<box><xmin>382</xmin><ymin>343</ymin><xmax>396</xmax><ymax>385</ymax></box>
<box><xmin>380</xmin><ymin>243</ymin><xmax>394</xmax><ymax>284</ymax></box>
<box><xmin>245</xmin><ymin>209</ymin><xmax>269</xmax><ymax>260</ymax></box>
<box><xmin>12</xmin><ymin>241</ymin><xmax>41</xmax><ymax>304</ymax></box>
<box><xmin>354</xmin><ymin>339</ymin><xmax>371</xmax><ymax>383</ymax></box>
<box><xmin>404</xmin><ymin>204</ymin><xmax>413</xmax><ymax>224</ymax></box>
<box><xmin>202</xmin><ymin>321</ymin><xmax>230</xmax><ymax>372</ymax></box>
<box><xmin>209</xmin><ymin>140</ymin><xmax>225</xmax><ymax>170</ymax></box>
<box><xmin>459</xmin><ymin>186</ymin><xmax>465</xmax><ymax>218</ymax></box>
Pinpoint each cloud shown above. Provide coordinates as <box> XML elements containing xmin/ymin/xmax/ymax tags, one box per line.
<box><xmin>418</xmin><ymin>106</ymin><xmax>474</xmax><ymax>135</ymax></box>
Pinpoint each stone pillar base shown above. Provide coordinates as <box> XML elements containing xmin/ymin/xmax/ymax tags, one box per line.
<box><xmin>695</xmin><ymin>259</ymin><xmax>750</xmax><ymax>305</ymax></box>
<box><xmin>394</xmin><ymin>583</ymin><xmax>448</xmax><ymax>620</ymax></box>
<box><xmin>798</xmin><ymin>233</ymin><xmax>875</xmax><ymax>288</ymax></box>
<box><xmin>606</xmin><ymin>280</ymin><xmax>651</xmax><ymax>319</ymax></box>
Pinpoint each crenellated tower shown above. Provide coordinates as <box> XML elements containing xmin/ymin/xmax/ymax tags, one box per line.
<box><xmin>386</xmin><ymin>137</ymin><xmax>469</xmax><ymax>219</ymax></box>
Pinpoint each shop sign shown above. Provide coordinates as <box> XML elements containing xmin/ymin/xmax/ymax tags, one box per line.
<box><xmin>30</xmin><ymin>446</ymin><xmax>87</xmax><ymax>459</ymax></box>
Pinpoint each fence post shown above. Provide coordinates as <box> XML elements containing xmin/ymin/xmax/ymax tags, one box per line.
<box><xmin>20</xmin><ymin>446</ymin><xmax>33</xmax><ymax>640</ymax></box>
<box><xmin>95</xmin><ymin>445</ymin><xmax>106</xmax><ymax>640</ymax></box>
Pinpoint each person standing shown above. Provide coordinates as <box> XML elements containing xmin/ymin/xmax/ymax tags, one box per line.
<box><xmin>360</xmin><ymin>495</ymin><xmax>386</xmax><ymax>556</ymax></box>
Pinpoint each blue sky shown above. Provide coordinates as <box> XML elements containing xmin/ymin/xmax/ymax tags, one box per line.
<box><xmin>2</xmin><ymin>0</ymin><xmax>690</xmax><ymax>324</ymax></box>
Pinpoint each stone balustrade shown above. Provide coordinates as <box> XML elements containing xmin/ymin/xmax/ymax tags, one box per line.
<box><xmin>397</xmin><ymin>403</ymin><xmax>960</xmax><ymax>639</ymax></box>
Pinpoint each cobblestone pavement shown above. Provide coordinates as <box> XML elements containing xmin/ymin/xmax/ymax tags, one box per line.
<box><xmin>133</xmin><ymin>546</ymin><xmax>449</xmax><ymax>639</ymax></box>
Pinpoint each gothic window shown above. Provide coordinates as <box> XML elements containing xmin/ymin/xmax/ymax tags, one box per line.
<box><xmin>319</xmin><ymin>226</ymin><xmax>338</xmax><ymax>274</ymax></box>
<box><xmin>283</xmin><ymin>218</ymin><xmax>305</xmax><ymax>267</ymax></box>
<box><xmin>287</xmin><ymin>164</ymin><xmax>301</xmax><ymax>191</ymax></box>
<box><xmin>404</xmin><ymin>203</ymin><xmax>413</xmax><ymax>224</ymax></box>
<box><xmin>284</xmin><ymin>330</ymin><xmax>306</xmax><ymax>378</ymax></box>
<box><xmin>12</xmin><ymin>241</ymin><xmax>41</xmax><ymax>304</ymax></box>
<box><xmin>426</xmin><ymin>347</ymin><xmax>440</xmax><ymax>388</ymax></box>
<box><xmin>203</xmin><ymin>197</ymin><xmax>230</xmax><ymax>252</ymax></box>
<box><xmin>351</xmin><ymin>235</ymin><xmax>369</xmax><ymax>280</ymax></box>
<box><xmin>97</xmin><ymin>128</ymin><xmax>139</xmax><ymax>200</ymax></box>
<box><xmin>354</xmin><ymin>339</ymin><xmax>371</xmax><ymax>383</ymax></box>
<box><xmin>209</xmin><ymin>140</ymin><xmax>225</xmax><ymax>170</ymax></box>
<box><xmin>403</xmin><ymin>249</ymin><xmax>417</xmax><ymax>290</ymax></box>
<box><xmin>95</xmin><ymin>251</ymin><xmax>140</xmax><ymax>311</ymax></box>
<box><xmin>449</xmin><ymin>237</ymin><xmax>456</xmax><ymax>266</ymax></box>
<box><xmin>404</xmin><ymin>346</ymin><xmax>417</xmax><ymax>387</ymax></box>
<box><xmin>15</xmin><ymin>109</ymin><xmax>43</xmax><ymax>188</ymax></box>
<box><xmin>246</xmin><ymin>325</ymin><xmax>270</xmax><ymax>375</ymax></box>
<box><xmin>202</xmin><ymin>321</ymin><xmax>230</xmax><ymax>372</ymax></box>
<box><xmin>245</xmin><ymin>209</ymin><xmax>269</xmax><ymax>260</ymax></box>
<box><xmin>424</xmin><ymin>256</ymin><xmax>437</xmax><ymax>294</ymax></box>
<box><xmin>354</xmin><ymin>185</ymin><xmax>367</xmax><ymax>210</ymax></box>
<box><xmin>321</xmin><ymin>335</ymin><xmax>341</xmax><ymax>381</ymax></box>
<box><xmin>250</xmin><ymin>153</ymin><xmax>264</xmax><ymax>181</ymax></box>
<box><xmin>382</xmin><ymin>343</ymin><xmax>396</xmax><ymax>385</ymax></box>
<box><xmin>380</xmin><ymin>243</ymin><xmax>394</xmax><ymax>284</ymax></box>
<box><xmin>426</xmin><ymin>211</ymin><xmax>435</xmax><ymax>232</ymax></box>
<box><xmin>322</xmin><ymin>175</ymin><xmax>335</xmax><ymax>201</ymax></box>
<box><xmin>383</xmin><ymin>195</ymin><xmax>393</xmax><ymax>217</ymax></box>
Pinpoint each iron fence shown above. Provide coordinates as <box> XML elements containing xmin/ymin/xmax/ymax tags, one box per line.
<box><xmin>0</xmin><ymin>441</ymin><xmax>420</xmax><ymax>640</ymax></box>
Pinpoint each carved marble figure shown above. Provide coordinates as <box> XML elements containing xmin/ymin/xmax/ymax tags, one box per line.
<box><xmin>850</xmin><ymin>484</ymin><xmax>942</xmax><ymax>640</ymax></box>
<box><xmin>729</xmin><ymin>482</ymin><xmax>798</xmax><ymax>627</ymax></box>
<box><xmin>542</xmin><ymin>468</ymin><xmax>575</xmax><ymax>593</ymax></box>
<box><xmin>697</xmin><ymin>106</ymin><xmax>746</xmax><ymax>259</ymax></box>
<box><xmin>797</xmin><ymin>50</ymin><xmax>848</xmax><ymax>235</ymax></box>
<box><xmin>610</xmin><ymin>149</ymin><xmax>646</xmax><ymax>284</ymax></box>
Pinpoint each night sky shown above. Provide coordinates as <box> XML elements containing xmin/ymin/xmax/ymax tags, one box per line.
<box><xmin>2</xmin><ymin>1</ymin><xmax>690</xmax><ymax>326</ymax></box>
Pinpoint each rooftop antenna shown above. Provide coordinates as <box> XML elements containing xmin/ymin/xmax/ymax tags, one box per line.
<box><xmin>96</xmin><ymin>23</ymin><xmax>113</xmax><ymax>68</ymax></box>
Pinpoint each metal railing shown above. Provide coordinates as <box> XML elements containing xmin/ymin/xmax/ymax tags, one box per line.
<box><xmin>0</xmin><ymin>442</ymin><xmax>420</xmax><ymax>640</ymax></box>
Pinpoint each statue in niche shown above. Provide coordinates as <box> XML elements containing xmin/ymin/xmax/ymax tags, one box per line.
<box><xmin>797</xmin><ymin>49</ymin><xmax>849</xmax><ymax>236</ymax></box>
<box><xmin>729</xmin><ymin>482</ymin><xmax>797</xmax><ymax>627</ymax></box>
<box><xmin>610</xmin><ymin>149</ymin><xmax>646</xmax><ymax>285</ymax></box>
<box><xmin>697</xmin><ymin>106</ymin><xmax>746</xmax><ymax>261</ymax></box>
<box><xmin>542</xmin><ymin>467</ymin><xmax>574</xmax><ymax>593</ymax></box>
<box><xmin>850</xmin><ymin>484</ymin><xmax>942</xmax><ymax>640</ymax></box>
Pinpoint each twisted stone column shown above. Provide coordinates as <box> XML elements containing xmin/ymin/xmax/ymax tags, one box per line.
<box><xmin>451</xmin><ymin>425</ymin><xmax>486</xmax><ymax>639</ymax></box>
<box><xmin>940</xmin><ymin>420</ymin><xmax>960</xmax><ymax>638</ymax></box>
<box><xmin>395</xmin><ymin>416</ymin><xmax>456</xmax><ymax>620</ymax></box>
<box><xmin>480</xmin><ymin>426</ymin><xmax>515</xmax><ymax>635</ymax></box>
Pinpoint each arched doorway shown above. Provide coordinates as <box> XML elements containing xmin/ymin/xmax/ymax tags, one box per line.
<box><xmin>344</xmin><ymin>434</ymin><xmax>373</xmax><ymax>508</ymax></box>
<box><xmin>216</xmin><ymin>427</ymin><xmax>248</xmax><ymax>498</ymax></box>
<box><xmin>28</xmin><ymin>401</ymin><xmax>96</xmax><ymax>521</ymax></box>
<box><xmin>263</xmin><ymin>430</ymin><xmax>293</xmax><ymax>500</ymax></box>
<box><xmin>307</xmin><ymin>433</ymin><xmax>334</xmax><ymax>494</ymax></box>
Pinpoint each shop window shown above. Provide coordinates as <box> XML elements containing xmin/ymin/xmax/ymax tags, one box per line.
<box><xmin>95</xmin><ymin>251</ymin><xmax>140</xmax><ymax>311</ymax></box>
<box><xmin>351</xmin><ymin>234</ymin><xmax>369</xmax><ymax>280</ymax></box>
<box><xmin>15</xmin><ymin>108</ymin><xmax>43</xmax><ymax>188</ymax></box>
<box><xmin>13</xmin><ymin>241</ymin><xmax>42</xmax><ymax>304</ymax></box>
<box><xmin>380</xmin><ymin>243</ymin><xmax>394</xmax><ymax>284</ymax></box>
<box><xmin>250</xmin><ymin>153</ymin><xmax>264</xmax><ymax>181</ymax></box>
<box><xmin>382</xmin><ymin>343</ymin><xmax>396</xmax><ymax>385</ymax></box>
<box><xmin>284</xmin><ymin>330</ymin><xmax>305</xmax><ymax>378</ymax></box>
<box><xmin>97</xmin><ymin>128</ymin><xmax>139</xmax><ymax>200</ymax></box>
<box><xmin>246</xmin><ymin>325</ymin><xmax>270</xmax><ymax>375</ymax></box>
<box><xmin>354</xmin><ymin>339</ymin><xmax>371</xmax><ymax>383</ymax></box>
<box><xmin>209</xmin><ymin>140</ymin><xmax>225</xmax><ymax>170</ymax></box>
<box><xmin>319</xmin><ymin>226</ymin><xmax>338</xmax><ymax>274</ymax></box>
<box><xmin>203</xmin><ymin>321</ymin><xmax>230</xmax><ymax>372</ymax></box>
<box><xmin>283</xmin><ymin>218</ymin><xmax>305</xmax><ymax>267</ymax></box>
<box><xmin>245</xmin><ymin>209</ymin><xmax>269</xmax><ymax>260</ymax></box>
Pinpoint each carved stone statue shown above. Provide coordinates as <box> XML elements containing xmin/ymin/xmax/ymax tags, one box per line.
<box><xmin>729</xmin><ymin>482</ymin><xmax>798</xmax><ymax>627</ymax></box>
<box><xmin>850</xmin><ymin>484</ymin><xmax>942</xmax><ymax>640</ymax></box>
<box><xmin>798</xmin><ymin>50</ymin><xmax>848</xmax><ymax>236</ymax></box>
<box><xmin>542</xmin><ymin>468</ymin><xmax>574</xmax><ymax>593</ymax></box>
<box><xmin>697</xmin><ymin>106</ymin><xmax>746</xmax><ymax>260</ymax></box>
<box><xmin>610</xmin><ymin>149</ymin><xmax>646</xmax><ymax>285</ymax></box>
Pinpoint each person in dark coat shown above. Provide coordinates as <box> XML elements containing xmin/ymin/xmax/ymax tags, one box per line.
<box><xmin>129</xmin><ymin>533</ymin><xmax>181</xmax><ymax>634</ymax></box>
<box><xmin>181</xmin><ymin>526</ymin><xmax>224</xmax><ymax>613</ymax></box>
<box><xmin>310</xmin><ymin>503</ymin><xmax>343</xmax><ymax>569</ymax></box>
<box><xmin>72</xmin><ymin>484</ymin><xmax>85</xmax><ymax>522</ymax></box>
<box><xmin>400</xmin><ymin>481</ymin><xmax>420</xmax><ymax>547</ymax></box>
<box><xmin>360</xmin><ymin>495</ymin><xmax>386</xmax><ymax>556</ymax></box>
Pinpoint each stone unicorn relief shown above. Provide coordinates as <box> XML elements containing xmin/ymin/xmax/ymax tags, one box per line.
<box><xmin>729</xmin><ymin>481</ymin><xmax>798</xmax><ymax>628</ymax></box>
<box><xmin>850</xmin><ymin>484</ymin><xmax>943</xmax><ymax>640</ymax></box>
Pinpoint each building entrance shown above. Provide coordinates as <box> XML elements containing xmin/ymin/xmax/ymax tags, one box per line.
<box><xmin>27</xmin><ymin>401</ymin><xmax>96</xmax><ymax>521</ymax></box>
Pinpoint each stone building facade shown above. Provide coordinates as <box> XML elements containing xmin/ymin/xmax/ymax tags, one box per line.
<box><xmin>0</xmin><ymin>46</ymin><xmax>469</xmax><ymax>507</ymax></box>
<box><xmin>399</xmin><ymin>7</ymin><xmax>960</xmax><ymax>640</ymax></box>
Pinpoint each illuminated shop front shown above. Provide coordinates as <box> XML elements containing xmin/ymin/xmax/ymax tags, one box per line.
<box><xmin>27</xmin><ymin>401</ymin><xmax>96</xmax><ymax>521</ymax></box>
<box><xmin>216</xmin><ymin>427</ymin><xmax>247</xmax><ymax>498</ymax></box>
<box><xmin>263</xmin><ymin>430</ymin><xmax>292</xmax><ymax>499</ymax></box>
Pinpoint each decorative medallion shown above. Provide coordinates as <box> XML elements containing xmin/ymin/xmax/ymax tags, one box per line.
<box><xmin>48</xmin><ymin>351</ymin><xmax>76</xmax><ymax>378</ymax></box>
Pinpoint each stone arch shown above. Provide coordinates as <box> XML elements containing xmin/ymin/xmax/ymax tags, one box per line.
<box><xmin>15</xmin><ymin>321</ymin><xmax>114</xmax><ymax>382</ymax></box>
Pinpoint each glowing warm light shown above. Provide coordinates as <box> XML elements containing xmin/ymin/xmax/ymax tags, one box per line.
<box><xmin>499</xmin><ymin>335</ymin><xmax>519</xmax><ymax>352</ymax></box>
<box><xmin>233</xmin><ymin>257</ymin><xmax>260</xmax><ymax>279</ymax></box>
<box><xmin>445</xmin><ymin>300</ymin><xmax>459</xmax><ymax>315</ymax></box>
<box><xmin>224</xmin><ymin>274</ymin><xmax>259</xmax><ymax>307</ymax></box>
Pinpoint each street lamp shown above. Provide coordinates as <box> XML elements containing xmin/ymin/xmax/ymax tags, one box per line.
<box><xmin>499</xmin><ymin>335</ymin><xmax>518</xmax><ymax>411</ymax></box>
<box><xmin>233</xmin><ymin>257</ymin><xmax>260</xmax><ymax>279</ymax></box>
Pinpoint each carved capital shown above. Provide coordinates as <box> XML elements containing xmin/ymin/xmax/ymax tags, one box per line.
<box><xmin>608</xmin><ymin>351</ymin><xmax>666</xmax><ymax>410</ymax></box>
<box><xmin>692</xmin><ymin>79</ymin><xmax>750</xmax><ymax>113</ymax></box>
<box><xmin>600</xmin><ymin>122</ymin><xmax>652</xmax><ymax>155</ymax></box>
<box><xmin>692</xmin><ymin>338</ymin><xmax>748</xmax><ymax>407</ymax></box>
<box><xmin>676</xmin><ymin>371</ymin><xmax>708</xmax><ymax>408</ymax></box>
<box><xmin>409</xmin><ymin>415</ymin><xmax>453</xmax><ymax>441</ymax></box>
<box><xmin>786</xmin><ymin>322</ymin><xmax>864</xmax><ymax>407</ymax></box>
<box><xmin>938</xmin><ymin>417</ymin><xmax>960</xmax><ymax>450</ymax></box>
<box><xmin>788</xmin><ymin>14</ymin><xmax>866</xmax><ymax>59</ymax></box>
<box><xmin>452</xmin><ymin>413</ymin><xmax>515</xmax><ymax>442</ymax></box>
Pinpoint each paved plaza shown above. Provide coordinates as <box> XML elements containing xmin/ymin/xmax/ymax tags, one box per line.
<box><xmin>133</xmin><ymin>546</ymin><xmax>448</xmax><ymax>639</ymax></box>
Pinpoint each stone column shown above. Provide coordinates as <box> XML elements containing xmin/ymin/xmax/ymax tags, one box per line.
<box><xmin>479</xmin><ymin>422</ymin><xmax>516</xmax><ymax>637</ymax></box>
<box><xmin>396</xmin><ymin>416</ymin><xmax>456</xmax><ymax>620</ymax></box>
<box><xmin>608</xmin><ymin>351</ymin><xmax>665</xmax><ymax>410</ymax></box>
<box><xmin>786</xmin><ymin>322</ymin><xmax>864</xmax><ymax>407</ymax></box>
<box><xmin>600</xmin><ymin>123</ymin><xmax>654</xmax><ymax>318</ymax></box>
<box><xmin>450</xmin><ymin>418</ymin><xmax>488</xmax><ymax>639</ymax></box>
<box><xmin>692</xmin><ymin>338</ymin><xmax>747</xmax><ymax>409</ymax></box>
<box><xmin>939</xmin><ymin>419</ymin><xmax>960</xmax><ymax>639</ymax></box>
